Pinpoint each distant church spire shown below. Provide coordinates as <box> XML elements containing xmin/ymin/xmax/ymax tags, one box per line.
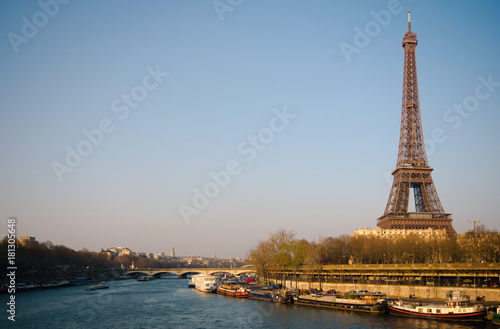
<box><xmin>212</xmin><ymin>248</ymin><xmax>215</xmax><ymax>259</ymax></box>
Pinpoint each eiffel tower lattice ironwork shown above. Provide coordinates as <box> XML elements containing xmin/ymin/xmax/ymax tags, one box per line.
<box><xmin>377</xmin><ymin>13</ymin><xmax>456</xmax><ymax>234</ymax></box>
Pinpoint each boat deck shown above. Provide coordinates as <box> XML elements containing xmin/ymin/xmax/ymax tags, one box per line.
<box><xmin>296</xmin><ymin>295</ymin><xmax>386</xmax><ymax>313</ymax></box>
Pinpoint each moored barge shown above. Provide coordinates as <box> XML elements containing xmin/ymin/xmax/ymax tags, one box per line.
<box><xmin>296</xmin><ymin>291</ymin><xmax>387</xmax><ymax>313</ymax></box>
<box><xmin>248</xmin><ymin>289</ymin><xmax>293</xmax><ymax>303</ymax></box>
<box><xmin>492</xmin><ymin>307</ymin><xmax>500</xmax><ymax>325</ymax></box>
<box><xmin>217</xmin><ymin>284</ymin><xmax>249</xmax><ymax>297</ymax></box>
<box><xmin>388</xmin><ymin>291</ymin><xmax>486</xmax><ymax>321</ymax></box>
<box><xmin>248</xmin><ymin>290</ymin><xmax>273</xmax><ymax>302</ymax></box>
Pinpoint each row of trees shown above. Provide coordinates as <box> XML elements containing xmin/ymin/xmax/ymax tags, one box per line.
<box><xmin>0</xmin><ymin>238</ymin><xmax>184</xmax><ymax>282</ymax></box>
<box><xmin>248</xmin><ymin>226</ymin><xmax>500</xmax><ymax>285</ymax></box>
<box><xmin>0</xmin><ymin>239</ymin><xmax>110</xmax><ymax>279</ymax></box>
<box><xmin>457</xmin><ymin>228</ymin><xmax>500</xmax><ymax>263</ymax></box>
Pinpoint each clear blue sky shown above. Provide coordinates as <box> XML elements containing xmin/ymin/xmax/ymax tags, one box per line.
<box><xmin>1</xmin><ymin>0</ymin><xmax>499</xmax><ymax>258</ymax></box>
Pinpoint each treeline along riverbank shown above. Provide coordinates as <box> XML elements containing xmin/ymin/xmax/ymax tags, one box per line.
<box><xmin>248</xmin><ymin>228</ymin><xmax>500</xmax><ymax>286</ymax></box>
<box><xmin>0</xmin><ymin>237</ymin><xmax>184</xmax><ymax>285</ymax></box>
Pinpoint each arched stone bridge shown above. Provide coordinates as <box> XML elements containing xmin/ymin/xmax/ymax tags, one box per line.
<box><xmin>123</xmin><ymin>267</ymin><xmax>256</xmax><ymax>278</ymax></box>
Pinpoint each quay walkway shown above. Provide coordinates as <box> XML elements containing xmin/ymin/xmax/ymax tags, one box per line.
<box><xmin>285</xmin><ymin>263</ymin><xmax>500</xmax><ymax>287</ymax></box>
<box><xmin>273</xmin><ymin>263</ymin><xmax>500</xmax><ymax>302</ymax></box>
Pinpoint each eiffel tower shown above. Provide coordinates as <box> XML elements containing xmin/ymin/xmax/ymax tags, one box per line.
<box><xmin>377</xmin><ymin>13</ymin><xmax>456</xmax><ymax>234</ymax></box>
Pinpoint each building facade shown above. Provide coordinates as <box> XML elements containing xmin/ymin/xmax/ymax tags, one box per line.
<box><xmin>354</xmin><ymin>227</ymin><xmax>447</xmax><ymax>239</ymax></box>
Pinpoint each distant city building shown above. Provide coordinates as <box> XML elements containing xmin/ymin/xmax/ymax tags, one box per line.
<box><xmin>119</xmin><ymin>248</ymin><xmax>132</xmax><ymax>256</ymax></box>
<box><xmin>102</xmin><ymin>246</ymin><xmax>138</xmax><ymax>258</ymax></box>
<box><xmin>100</xmin><ymin>244</ymin><xmax>248</xmax><ymax>268</ymax></box>
<box><xmin>154</xmin><ymin>251</ymin><xmax>168</xmax><ymax>260</ymax></box>
<box><xmin>108</xmin><ymin>247</ymin><xmax>119</xmax><ymax>254</ymax></box>
<box><xmin>100</xmin><ymin>251</ymin><xmax>114</xmax><ymax>259</ymax></box>
<box><xmin>353</xmin><ymin>227</ymin><xmax>447</xmax><ymax>239</ymax></box>
<box><xmin>18</xmin><ymin>236</ymin><xmax>37</xmax><ymax>246</ymax></box>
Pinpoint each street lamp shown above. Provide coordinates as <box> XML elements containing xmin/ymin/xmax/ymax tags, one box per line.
<box><xmin>468</xmin><ymin>220</ymin><xmax>480</xmax><ymax>234</ymax></box>
<box><xmin>468</xmin><ymin>220</ymin><xmax>481</xmax><ymax>263</ymax></box>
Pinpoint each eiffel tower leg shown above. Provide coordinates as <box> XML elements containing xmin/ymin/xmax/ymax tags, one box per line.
<box><xmin>411</xmin><ymin>182</ymin><xmax>425</xmax><ymax>212</ymax></box>
<box><xmin>384</xmin><ymin>177</ymin><xmax>398</xmax><ymax>215</ymax></box>
<box><xmin>395</xmin><ymin>178</ymin><xmax>410</xmax><ymax>214</ymax></box>
<box><xmin>385</xmin><ymin>173</ymin><xmax>411</xmax><ymax>215</ymax></box>
<box><xmin>423</xmin><ymin>182</ymin><xmax>445</xmax><ymax>213</ymax></box>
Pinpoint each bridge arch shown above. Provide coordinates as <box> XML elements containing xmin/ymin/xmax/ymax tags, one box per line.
<box><xmin>124</xmin><ymin>271</ymin><xmax>151</xmax><ymax>277</ymax></box>
<box><xmin>151</xmin><ymin>271</ymin><xmax>185</xmax><ymax>278</ymax></box>
<box><xmin>233</xmin><ymin>270</ymin><xmax>257</xmax><ymax>276</ymax></box>
<box><xmin>176</xmin><ymin>271</ymin><xmax>203</xmax><ymax>278</ymax></box>
<box><xmin>206</xmin><ymin>270</ymin><xmax>231</xmax><ymax>276</ymax></box>
<box><xmin>123</xmin><ymin>267</ymin><xmax>256</xmax><ymax>278</ymax></box>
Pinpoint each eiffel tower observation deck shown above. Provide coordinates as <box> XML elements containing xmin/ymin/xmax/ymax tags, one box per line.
<box><xmin>377</xmin><ymin>13</ymin><xmax>456</xmax><ymax>234</ymax></box>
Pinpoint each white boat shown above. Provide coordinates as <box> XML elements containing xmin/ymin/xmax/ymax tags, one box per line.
<box><xmin>388</xmin><ymin>291</ymin><xmax>486</xmax><ymax>321</ymax></box>
<box><xmin>137</xmin><ymin>276</ymin><xmax>155</xmax><ymax>281</ymax></box>
<box><xmin>85</xmin><ymin>282</ymin><xmax>109</xmax><ymax>291</ymax></box>
<box><xmin>192</xmin><ymin>274</ymin><xmax>217</xmax><ymax>293</ymax></box>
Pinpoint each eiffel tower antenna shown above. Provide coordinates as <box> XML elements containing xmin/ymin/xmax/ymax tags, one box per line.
<box><xmin>377</xmin><ymin>14</ymin><xmax>456</xmax><ymax>234</ymax></box>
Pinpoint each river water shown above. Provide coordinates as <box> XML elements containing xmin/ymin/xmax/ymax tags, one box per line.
<box><xmin>1</xmin><ymin>277</ymin><xmax>494</xmax><ymax>329</ymax></box>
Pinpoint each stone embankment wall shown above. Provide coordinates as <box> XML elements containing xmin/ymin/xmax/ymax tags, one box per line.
<box><xmin>283</xmin><ymin>280</ymin><xmax>499</xmax><ymax>302</ymax></box>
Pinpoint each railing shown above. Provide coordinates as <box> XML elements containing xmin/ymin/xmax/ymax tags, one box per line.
<box><xmin>378</xmin><ymin>212</ymin><xmax>452</xmax><ymax>223</ymax></box>
<box><xmin>266</xmin><ymin>263</ymin><xmax>500</xmax><ymax>289</ymax></box>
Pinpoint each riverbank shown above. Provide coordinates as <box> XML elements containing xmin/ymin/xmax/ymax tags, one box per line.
<box><xmin>282</xmin><ymin>280</ymin><xmax>500</xmax><ymax>302</ymax></box>
<box><xmin>4</xmin><ymin>269</ymin><xmax>121</xmax><ymax>288</ymax></box>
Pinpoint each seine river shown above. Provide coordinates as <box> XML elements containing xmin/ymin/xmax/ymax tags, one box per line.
<box><xmin>1</xmin><ymin>277</ymin><xmax>494</xmax><ymax>328</ymax></box>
